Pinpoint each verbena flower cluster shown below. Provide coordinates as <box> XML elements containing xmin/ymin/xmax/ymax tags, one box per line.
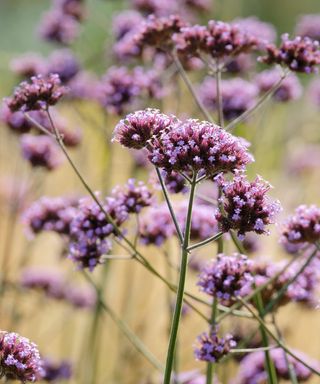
<box><xmin>7</xmin><ymin>74</ymin><xmax>66</xmax><ymax>112</ymax></box>
<box><xmin>281</xmin><ymin>204</ymin><xmax>320</xmax><ymax>249</ymax></box>
<box><xmin>41</xmin><ymin>358</ymin><xmax>72</xmax><ymax>382</ymax></box>
<box><xmin>194</xmin><ymin>327</ymin><xmax>236</xmax><ymax>363</ymax></box>
<box><xmin>0</xmin><ymin>331</ymin><xmax>43</xmax><ymax>382</ymax></box>
<box><xmin>198</xmin><ymin>77</ymin><xmax>258</xmax><ymax>120</ymax></box>
<box><xmin>215</xmin><ymin>173</ymin><xmax>281</xmax><ymax>239</ymax></box>
<box><xmin>197</xmin><ymin>254</ymin><xmax>253</xmax><ymax>306</ymax></box>
<box><xmin>260</xmin><ymin>33</ymin><xmax>320</xmax><ymax>74</ymax></box>
<box><xmin>235</xmin><ymin>348</ymin><xmax>318</xmax><ymax>383</ymax></box>
<box><xmin>254</xmin><ymin>68</ymin><xmax>302</xmax><ymax>102</ymax></box>
<box><xmin>23</xmin><ymin>196</ymin><xmax>78</xmax><ymax>237</ymax></box>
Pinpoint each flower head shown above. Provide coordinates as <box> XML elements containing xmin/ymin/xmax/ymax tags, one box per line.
<box><xmin>149</xmin><ymin>118</ymin><xmax>253</xmax><ymax>176</ymax></box>
<box><xmin>260</xmin><ymin>33</ymin><xmax>320</xmax><ymax>74</ymax></box>
<box><xmin>41</xmin><ymin>358</ymin><xmax>72</xmax><ymax>382</ymax></box>
<box><xmin>10</xmin><ymin>54</ymin><xmax>46</xmax><ymax>78</ymax></box>
<box><xmin>64</xmin><ymin>285</ymin><xmax>97</xmax><ymax>309</ymax></box>
<box><xmin>199</xmin><ymin>77</ymin><xmax>258</xmax><ymax>120</ymax></box>
<box><xmin>0</xmin><ymin>331</ymin><xmax>43</xmax><ymax>382</ymax></box>
<box><xmin>53</xmin><ymin>0</ymin><xmax>86</xmax><ymax>21</ymax></box>
<box><xmin>194</xmin><ymin>327</ymin><xmax>236</xmax><ymax>363</ymax></box>
<box><xmin>7</xmin><ymin>74</ymin><xmax>65</xmax><ymax>112</ymax></box>
<box><xmin>111</xmin><ymin>179</ymin><xmax>154</xmax><ymax>214</ymax></box>
<box><xmin>22</xmin><ymin>196</ymin><xmax>78</xmax><ymax>237</ymax></box>
<box><xmin>20</xmin><ymin>135</ymin><xmax>64</xmax><ymax>171</ymax></box>
<box><xmin>232</xmin><ymin>17</ymin><xmax>276</xmax><ymax>43</ymax></box>
<box><xmin>46</xmin><ymin>49</ymin><xmax>80</xmax><ymax>83</ymax></box>
<box><xmin>281</xmin><ymin>204</ymin><xmax>320</xmax><ymax>249</ymax></box>
<box><xmin>161</xmin><ymin>170</ymin><xmax>188</xmax><ymax>194</ymax></box>
<box><xmin>68</xmin><ymin>195</ymin><xmax>128</xmax><ymax>270</ymax></box>
<box><xmin>216</xmin><ymin>173</ymin><xmax>281</xmax><ymax>239</ymax></box>
<box><xmin>235</xmin><ymin>348</ymin><xmax>319</xmax><ymax>383</ymax></box>
<box><xmin>113</xmin><ymin>109</ymin><xmax>176</xmax><ymax>149</ymax></box>
<box><xmin>112</xmin><ymin>10</ymin><xmax>144</xmax><ymax>41</ymax></box>
<box><xmin>255</xmin><ymin>68</ymin><xmax>302</xmax><ymax>102</ymax></box>
<box><xmin>197</xmin><ymin>254</ymin><xmax>253</xmax><ymax>306</ymax></box>
<box><xmin>295</xmin><ymin>14</ymin><xmax>320</xmax><ymax>42</ymax></box>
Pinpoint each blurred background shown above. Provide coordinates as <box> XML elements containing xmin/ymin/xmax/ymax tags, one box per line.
<box><xmin>0</xmin><ymin>0</ymin><xmax>320</xmax><ymax>383</ymax></box>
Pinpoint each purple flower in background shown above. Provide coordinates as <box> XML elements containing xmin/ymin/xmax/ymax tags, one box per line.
<box><xmin>281</xmin><ymin>205</ymin><xmax>320</xmax><ymax>249</ymax></box>
<box><xmin>232</xmin><ymin>16</ymin><xmax>276</xmax><ymax>44</ymax></box>
<box><xmin>176</xmin><ymin>201</ymin><xmax>218</xmax><ymax>241</ymax></box>
<box><xmin>0</xmin><ymin>105</ymin><xmax>34</xmax><ymax>134</ymax></box>
<box><xmin>241</xmin><ymin>233</ymin><xmax>260</xmax><ymax>254</ymax></box>
<box><xmin>68</xmin><ymin>195</ymin><xmax>128</xmax><ymax>270</ymax></box>
<box><xmin>139</xmin><ymin>204</ymin><xmax>175</xmax><ymax>245</ymax></box>
<box><xmin>149</xmin><ymin>118</ymin><xmax>253</xmax><ymax>176</ymax></box>
<box><xmin>295</xmin><ymin>14</ymin><xmax>320</xmax><ymax>42</ymax></box>
<box><xmin>10</xmin><ymin>53</ymin><xmax>47</xmax><ymax>78</ymax></box>
<box><xmin>216</xmin><ymin>173</ymin><xmax>281</xmax><ymax>239</ymax></box>
<box><xmin>22</xmin><ymin>196</ymin><xmax>78</xmax><ymax>236</ymax></box>
<box><xmin>194</xmin><ymin>327</ymin><xmax>236</xmax><ymax>363</ymax></box>
<box><xmin>0</xmin><ymin>331</ymin><xmax>43</xmax><ymax>382</ymax></box>
<box><xmin>112</xmin><ymin>11</ymin><xmax>144</xmax><ymax>41</ymax></box>
<box><xmin>7</xmin><ymin>74</ymin><xmax>65</xmax><ymax>112</ymax></box>
<box><xmin>308</xmin><ymin>78</ymin><xmax>320</xmax><ymax>107</ymax></box>
<box><xmin>111</xmin><ymin>179</ymin><xmax>154</xmax><ymax>214</ymax></box>
<box><xmin>41</xmin><ymin>358</ymin><xmax>72</xmax><ymax>382</ymax></box>
<box><xmin>255</xmin><ymin>68</ymin><xmax>302</xmax><ymax>102</ymax></box>
<box><xmin>135</xmin><ymin>14</ymin><xmax>186</xmax><ymax>50</ymax></box>
<box><xmin>20</xmin><ymin>134</ymin><xmax>64</xmax><ymax>171</ymax></box>
<box><xmin>197</xmin><ymin>254</ymin><xmax>253</xmax><ymax>306</ymax></box>
<box><xmin>225</xmin><ymin>53</ymin><xmax>254</xmax><ymax>74</ymax></box>
<box><xmin>260</xmin><ymin>34</ymin><xmax>320</xmax><ymax>74</ymax></box>
<box><xmin>46</xmin><ymin>49</ymin><xmax>80</xmax><ymax>83</ymax></box>
<box><xmin>38</xmin><ymin>10</ymin><xmax>80</xmax><ymax>45</ymax></box>
<box><xmin>234</xmin><ymin>348</ymin><xmax>319</xmax><ymax>383</ymax></box>
<box><xmin>67</xmin><ymin>71</ymin><xmax>101</xmax><ymax>101</ymax></box>
<box><xmin>53</xmin><ymin>0</ymin><xmax>86</xmax><ymax>21</ymax></box>
<box><xmin>199</xmin><ymin>77</ymin><xmax>258</xmax><ymax>120</ymax></box>
<box><xmin>131</xmin><ymin>0</ymin><xmax>176</xmax><ymax>16</ymax></box>
<box><xmin>113</xmin><ymin>109</ymin><xmax>176</xmax><ymax>149</ymax></box>
<box><xmin>20</xmin><ymin>268</ymin><xmax>66</xmax><ymax>300</ymax></box>
<box><xmin>162</xmin><ymin>170</ymin><xmax>188</xmax><ymax>194</ymax></box>
<box><xmin>64</xmin><ymin>285</ymin><xmax>97</xmax><ymax>309</ymax></box>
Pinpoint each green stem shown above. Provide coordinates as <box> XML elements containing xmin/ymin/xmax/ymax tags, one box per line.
<box><xmin>187</xmin><ymin>232</ymin><xmax>223</xmax><ymax>252</ymax></box>
<box><xmin>172</xmin><ymin>52</ymin><xmax>214</xmax><ymax>123</ymax></box>
<box><xmin>82</xmin><ymin>272</ymin><xmax>164</xmax><ymax>372</ymax></box>
<box><xmin>156</xmin><ymin>167</ymin><xmax>184</xmax><ymax>244</ymax></box>
<box><xmin>254</xmin><ymin>292</ymin><xmax>278</xmax><ymax>384</ymax></box>
<box><xmin>225</xmin><ymin>69</ymin><xmax>289</xmax><ymax>131</ymax></box>
<box><xmin>215</xmin><ymin>63</ymin><xmax>224</xmax><ymax>129</ymax></box>
<box><xmin>163</xmin><ymin>173</ymin><xmax>197</xmax><ymax>384</ymax></box>
<box><xmin>206</xmin><ymin>298</ymin><xmax>218</xmax><ymax>384</ymax></box>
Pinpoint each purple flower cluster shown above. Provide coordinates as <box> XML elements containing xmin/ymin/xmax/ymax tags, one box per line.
<box><xmin>232</xmin><ymin>17</ymin><xmax>276</xmax><ymax>44</ymax></box>
<box><xmin>0</xmin><ymin>331</ymin><xmax>43</xmax><ymax>382</ymax></box>
<box><xmin>199</xmin><ymin>77</ymin><xmax>258</xmax><ymax>120</ymax></box>
<box><xmin>260</xmin><ymin>33</ymin><xmax>320</xmax><ymax>74</ymax></box>
<box><xmin>115</xmin><ymin>110</ymin><xmax>254</xmax><ymax>177</ymax></box>
<box><xmin>161</xmin><ymin>170</ymin><xmax>188</xmax><ymax>194</ymax></box>
<box><xmin>216</xmin><ymin>173</ymin><xmax>281</xmax><ymax>239</ymax></box>
<box><xmin>98</xmin><ymin>67</ymin><xmax>165</xmax><ymax>115</ymax></box>
<box><xmin>149</xmin><ymin>118</ymin><xmax>253</xmax><ymax>175</ymax></box>
<box><xmin>7</xmin><ymin>74</ymin><xmax>66</xmax><ymax>113</ymax></box>
<box><xmin>254</xmin><ymin>68</ymin><xmax>302</xmax><ymax>102</ymax></box>
<box><xmin>111</xmin><ymin>179</ymin><xmax>154</xmax><ymax>214</ymax></box>
<box><xmin>235</xmin><ymin>348</ymin><xmax>318</xmax><ymax>383</ymax></box>
<box><xmin>67</xmin><ymin>71</ymin><xmax>101</xmax><ymax>101</ymax></box>
<box><xmin>176</xmin><ymin>201</ymin><xmax>218</xmax><ymax>241</ymax></box>
<box><xmin>112</xmin><ymin>11</ymin><xmax>144</xmax><ymax>41</ymax></box>
<box><xmin>38</xmin><ymin>0</ymin><xmax>85</xmax><ymax>45</ymax></box>
<box><xmin>175</xmin><ymin>20</ymin><xmax>259</xmax><ymax>60</ymax></box>
<box><xmin>194</xmin><ymin>327</ymin><xmax>236</xmax><ymax>363</ymax></box>
<box><xmin>281</xmin><ymin>205</ymin><xmax>320</xmax><ymax>249</ymax></box>
<box><xmin>295</xmin><ymin>14</ymin><xmax>320</xmax><ymax>42</ymax></box>
<box><xmin>135</xmin><ymin>14</ymin><xmax>186</xmax><ymax>50</ymax></box>
<box><xmin>10</xmin><ymin>53</ymin><xmax>47</xmax><ymax>78</ymax></box>
<box><xmin>113</xmin><ymin>109</ymin><xmax>175</xmax><ymax>149</ymax></box>
<box><xmin>20</xmin><ymin>135</ymin><xmax>64</xmax><ymax>171</ymax></box>
<box><xmin>20</xmin><ymin>267</ymin><xmax>97</xmax><ymax>309</ymax></box>
<box><xmin>41</xmin><ymin>358</ymin><xmax>72</xmax><ymax>382</ymax></box>
<box><xmin>139</xmin><ymin>204</ymin><xmax>175</xmax><ymax>246</ymax></box>
<box><xmin>22</xmin><ymin>196</ymin><xmax>78</xmax><ymax>237</ymax></box>
<box><xmin>20</xmin><ymin>268</ymin><xmax>66</xmax><ymax>300</ymax></box>
<box><xmin>68</xmin><ymin>195</ymin><xmax>128</xmax><ymax>270</ymax></box>
<box><xmin>197</xmin><ymin>254</ymin><xmax>253</xmax><ymax>306</ymax></box>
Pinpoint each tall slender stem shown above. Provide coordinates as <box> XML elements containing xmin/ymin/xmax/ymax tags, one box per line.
<box><xmin>163</xmin><ymin>173</ymin><xmax>197</xmax><ymax>384</ymax></box>
<box><xmin>206</xmin><ymin>298</ymin><xmax>218</xmax><ymax>384</ymax></box>
<box><xmin>172</xmin><ymin>52</ymin><xmax>214</xmax><ymax>123</ymax></box>
<box><xmin>254</xmin><ymin>292</ymin><xmax>278</xmax><ymax>384</ymax></box>
<box><xmin>215</xmin><ymin>62</ymin><xmax>224</xmax><ymax>129</ymax></box>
